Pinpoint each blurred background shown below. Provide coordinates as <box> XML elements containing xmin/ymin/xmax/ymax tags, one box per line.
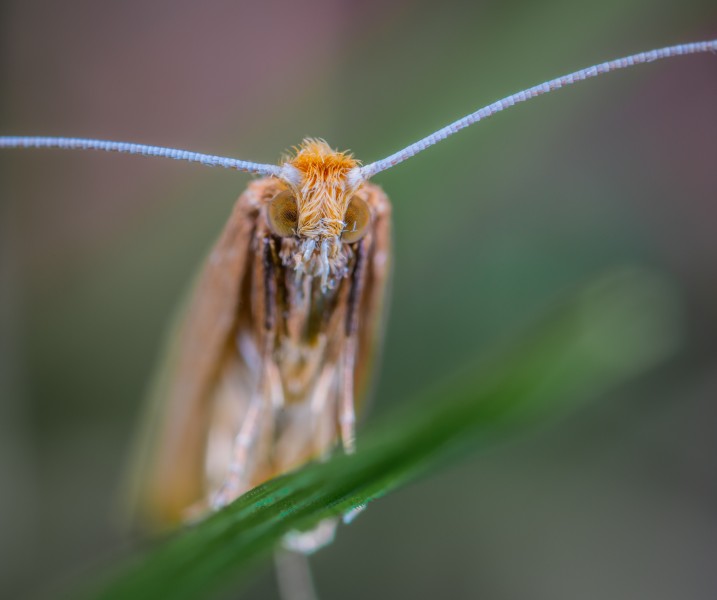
<box><xmin>3</xmin><ymin>0</ymin><xmax>717</xmax><ymax>598</ymax></box>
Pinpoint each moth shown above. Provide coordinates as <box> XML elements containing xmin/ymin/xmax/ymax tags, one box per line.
<box><xmin>138</xmin><ymin>139</ymin><xmax>392</xmax><ymax>552</ymax></box>
<box><xmin>2</xmin><ymin>39</ymin><xmax>716</xmax><ymax>553</ymax></box>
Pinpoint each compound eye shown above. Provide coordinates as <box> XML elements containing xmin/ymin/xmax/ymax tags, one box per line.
<box><xmin>267</xmin><ymin>190</ymin><xmax>299</xmax><ymax>237</ymax></box>
<box><xmin>342</xmin><ymin>195</ymin><xmax>371</xmax><ymax>243</ymax></box>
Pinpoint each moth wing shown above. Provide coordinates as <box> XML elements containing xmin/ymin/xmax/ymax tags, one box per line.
<box><xmin>353</xmin><ymin>184</ymin><xmax>392</xmax><ymax>413</ymax></box>
<box><xmin>128</xmin><ymin>181</ymin><xmax>272</xmax><ymax>528</ymax></box>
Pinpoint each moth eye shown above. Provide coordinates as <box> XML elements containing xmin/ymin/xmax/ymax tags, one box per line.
<box><xmin>267</xmin><ymin>190</ymin><xmax>299</xmax><ymax>237</ymax></box>
<box><xmin>342</xmin><ymin>195</ymin><xmax>371</xmax><ymax>244</ymax></box>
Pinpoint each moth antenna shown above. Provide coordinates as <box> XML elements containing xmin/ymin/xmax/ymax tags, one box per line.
<box><xmin>360</xmin><ymin>39</ymin><xmax>717</xmax><ymax>179</ymax></box>
<box><xmin>0</xmin><ymin>136</ymin><xmax>282</xmax><ymax>177</ymax></box>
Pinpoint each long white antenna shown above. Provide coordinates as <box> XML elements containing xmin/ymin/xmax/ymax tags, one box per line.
<box><xmin>360</xmin><ymin>39</ymin><xmax>717</xmax><ymax>179</ymax></box>
<box><xmin>0</xmin><ymin>136</ymin><xmax>282</xmax><ymax>177</ymax></box>
<box><xmin>2</xmin><ymin>39</ymin><xmax>715</xmax><ymax>180</ymax></box>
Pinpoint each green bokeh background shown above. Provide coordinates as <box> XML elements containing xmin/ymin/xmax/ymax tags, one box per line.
<box><xmin>3</xmin><ymin>1</ymin><xmax>717</xmax><ymax>598</ymax></box>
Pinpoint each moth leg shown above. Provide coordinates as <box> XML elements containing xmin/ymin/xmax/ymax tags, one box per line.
<box><xmin>279</xmin><ymin>327</ymin><xmax>345</xmax><ymax>554</ymax></box>
<box><xmin>311</xmin><ymin>364</ymin><xmax>339</xmax><ymax>460</ymax></box>
<box><xmin>277</xmin><ymin>365</ymin><xmax>342</xmax><ymax>555</ymax></box>
<box><xmin>337</xmin><ymin>342</ymin><xmax>365</xmax><ymax>525</ymax></box>
<box><xmin>212</xmin><ymin>353</ymin><xmax>283</xmax><ymax>510</ymax></box>
<box><xmin>338</xmin><ymin>341</ymin><xmax>358</xmax><ymax>454</ymax></box>
<box><xmin>339</xmin><ymin>238</ymin><xmax>368</xmax><ymax>455</ymax></box>
<box><xmin>338</xmin><ymin>239</ymin><xmax>370</xmax><ymax>524</ymax></box>
<box><xmin>210</xmin><ymin>391</ymin><xmax>265</xmax><ymax>509</ymax></box>
<box><xmin>211</xmin><ymin>237</ymin><xmax>283</xmax><ymax>510</ymax></box>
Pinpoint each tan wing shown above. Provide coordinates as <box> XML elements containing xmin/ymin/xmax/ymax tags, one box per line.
<box><xmin>130</xmin><ymin>179</ymin><xmax>277</xmax><ymax>527</ymax></box>
<box><xmin>353</xmin><ymin>183</ymin><xmax>392</xmax><ymax>413</ymax></box>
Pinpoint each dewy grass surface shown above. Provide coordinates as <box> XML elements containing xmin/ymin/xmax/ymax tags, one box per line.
<box><xmin>80</xmin><ymin>267</ymin><xmax>680</xmax><ymax>600</ymax></box>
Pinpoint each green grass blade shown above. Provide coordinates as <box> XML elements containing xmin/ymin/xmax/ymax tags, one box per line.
<box><xmin>85</xmin><ymin>268</ymin><xmax>680</xmax><ymax>600</ymax></box>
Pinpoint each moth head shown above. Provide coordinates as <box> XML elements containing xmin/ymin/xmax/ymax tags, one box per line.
<box><xmin>267</xmin><ymin>139</ymin><xmax>371</xmax><ymax>286</ymax></box>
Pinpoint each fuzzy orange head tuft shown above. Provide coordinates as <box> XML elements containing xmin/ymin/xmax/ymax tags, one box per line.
<box><xmin>283</xmin><ymin>139</ymin><xmax>361</xmax><ymax>238</ymax></box>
